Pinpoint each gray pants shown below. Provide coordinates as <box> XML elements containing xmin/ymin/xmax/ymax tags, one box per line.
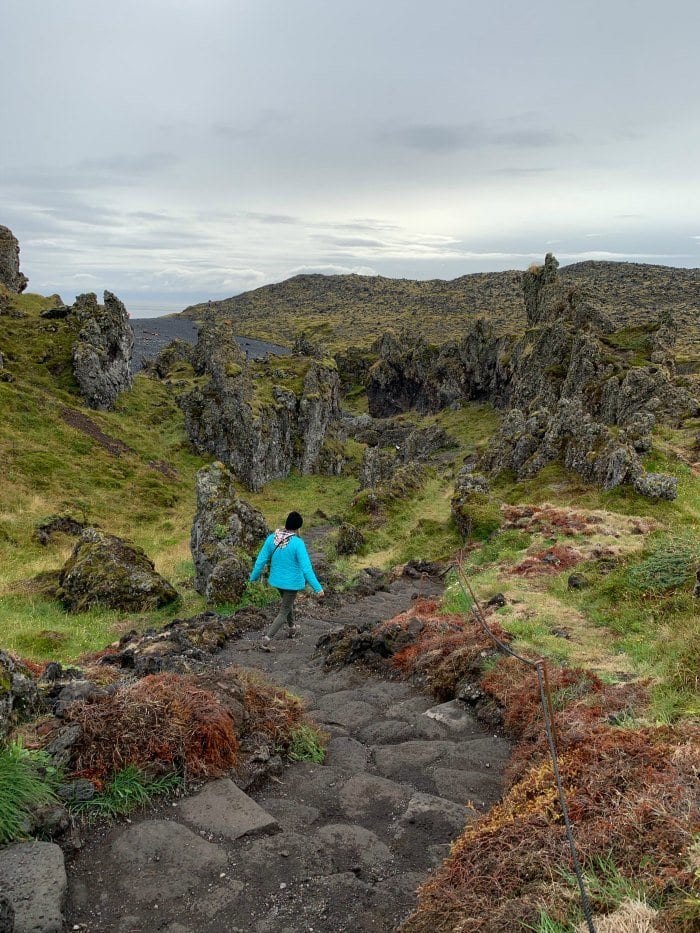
<box><xmin>267</xmin><ymin>589</ymin><xmax>298</xmax><ymax>638</ymax></box>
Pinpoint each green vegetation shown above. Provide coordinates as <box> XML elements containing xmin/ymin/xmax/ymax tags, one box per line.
<box><xmin>0</xmin><ymin>292</ymin><xmax>210</xmax><ymax>658</ymax></box>
<box><xmin>72</xmin><ymin>765</ymin><xmax>182</xmax><ymax>820</ymax></box>
<box><xmin>283</xmin><ymin>722</ymin><xmax>327</xmax><ymax>763</ymax></box>
<box><xmin>2</xmin><ymin>286</ymin><xmax>699</xmax><ymax>730</ymax></box>
<box><xmin>601</xmin><ymin>323</ymin><xmax>657</xmax><ymax>365</ymax></box>
<box><xmin>528</xmin><ymin>913</ymin><xmax>572</xmax><ymax>933</ymax></box>
<box><xmin>0</xmin><ymin>740</ymin><xmax>60</xmax><ymax>844</ymax></box>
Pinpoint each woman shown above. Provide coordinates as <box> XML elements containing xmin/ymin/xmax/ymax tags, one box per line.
<box><xmin>249</xmin><ymin>511</ymin><xmax>324</xmax><ymax>650</ymax></box>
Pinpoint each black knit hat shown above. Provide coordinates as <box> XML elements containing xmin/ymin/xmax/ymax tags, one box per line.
<box><xmin>285</xmin><ymin>511</ymin><xmax>303</xmax><ymax>531</ymax></box>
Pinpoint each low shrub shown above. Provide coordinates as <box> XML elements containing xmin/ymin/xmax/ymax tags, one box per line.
<box><xmin>285</xmin><ymin>723</ymin><xmax>327</xmax><ymax>763</ymax></box>
<box><xmin>65</xmin><ymin>673</ymin><xmax>240</xmax><ymax>785</ymax></box>
<box><xmin>622</xmin><ymin>536</ymin><xmax>700</xmax><ymax>595</ymax></box>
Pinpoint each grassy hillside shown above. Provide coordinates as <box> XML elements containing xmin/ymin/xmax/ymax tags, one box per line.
<box><xmin>2</xmin><ymin>286</ymin><xmax>699</xmax><ymax>723</ymax></box>
<box><xmin>179</xmin><ymin>262</ymin><xmax>700</xmax><ymax>361</ymax></box>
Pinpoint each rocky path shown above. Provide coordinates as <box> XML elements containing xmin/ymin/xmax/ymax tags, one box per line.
<box><xmin>62</xmin><ymin>577</ymin><xmax>510</xmax><ymax>932</ymax></box>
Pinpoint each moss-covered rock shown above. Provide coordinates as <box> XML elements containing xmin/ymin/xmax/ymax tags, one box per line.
<box><xmin>70</xmin><ymin>291</ymin><xmax>134</xmax><ymax>410</ymax></box>
<box><xmin>190</xmin><ymin>462</ymin><xmax>268</xmax><ymax>602</ymax></box>
<box><xmin>180</xmin><ymin>322</ymin><xmax>343</xmax><ymax>491</ymax></box>
<box><xmin>451</xmin><ymin>468</ymin><xmax>502</xmax><ymax>540</ymax></box>
<box><xmin>56</xmin><ymin>529</ymin><xmax>178</xmax><ymax>612</ymax></box>
<box><xmin>336</xmin><ymin>522</ymin><xmax>365</xmax><ymax>556</ymax></box>
<box><xmin>0</xmin><ymin>651</ymin><xmax>44</xmax><ymax>740</ymax></box>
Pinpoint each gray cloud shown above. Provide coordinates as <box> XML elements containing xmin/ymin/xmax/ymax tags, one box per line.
<box><xmin>0</xmin><ymin>0</ymin><xmax>697</xmax><ymax>314</ymax></box>
<box><xmin>381</xmin><ymin>121</ymin><xmax>575</xmax><ymax>153</ymax></box>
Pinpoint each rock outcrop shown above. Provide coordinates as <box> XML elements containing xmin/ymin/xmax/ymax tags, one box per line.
<box><xmin>366</xmin><ymin>255</ymin><xmax>698</xmax><ymax>500</ymax></box>
<box><xmin>336</xmin><ymin>522</ymin><xmax>365</xmax><ymax>556</ymax></box>
<box><xmin>450</xmin><ymin>468</ymin><xmax>502</xmax><ymax>540</ymax></box>
<box><xmin>56</xmin><ymin>529</ymin><xmax>178</xmax><ymax>612</ymax></box>
<box><xmin>1</xmin><ymin>651</ymin><xmax>44</xmax><ymax>740</ymax></box>
<box><xmin>190</xmin><ymin>462</ymin><xmax>268</xmax><ymax>603</ymax></box>
<box><xmin>180</xmin><ymin>322</ymin><xmax>344</xmax><ymax>491</ymax></box>
<box><xmin>0</xmin><ymin>225</ymin><xmax>28</xmax><ymax>293</ymax></box>
<box><xmin>70</xmin><ymin>291</ymin><xmax>134</xmax><ymax>410</ymax></box>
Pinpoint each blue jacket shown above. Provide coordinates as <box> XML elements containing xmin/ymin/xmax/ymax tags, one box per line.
<box><xmin>250</xmin><ymin>530</ymin><xmax>323</xmax><ymax>593</ymax></box>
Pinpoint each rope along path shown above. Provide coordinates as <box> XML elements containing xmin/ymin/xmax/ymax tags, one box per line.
<box><xmin>456</xmin><ymin>561</ymin><xmax>597</xmax><ymax>933</ymax></box>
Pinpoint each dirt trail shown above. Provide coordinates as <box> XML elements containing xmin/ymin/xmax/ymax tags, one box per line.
<box><xmin>64</xmin><ymin>574</ymin><xmax>510</xmax><ymax>932</ymax></box>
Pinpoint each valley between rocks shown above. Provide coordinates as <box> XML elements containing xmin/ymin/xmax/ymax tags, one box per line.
<box><xmin>63</xmin><ymin>572</ymin><xmax>510</xmax><ymax>933</ymax></box>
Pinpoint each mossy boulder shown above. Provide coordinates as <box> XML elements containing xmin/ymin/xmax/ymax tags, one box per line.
<box><xmin>450</xmin><ymin>468</ymin><xmax>502</xmax><ymax>541</ymax></box>
<box><xmin>336</xmin><ymin>522</ymin><xmax>365</xmax><ymax>556</ymax></box>
<box><xmin>190</xmin><ymin>462</ymin><xmax>269</xmax><ymax>602</ymax></box>
<box><xmin>0</xmin><ymin>651</ymin><xmax>43</xmax><ymax>740</ymax></box>
<box><xmin>56</xmin><ymin>529</ymin><xmax>178</xmax><ymax>612</ymax></box>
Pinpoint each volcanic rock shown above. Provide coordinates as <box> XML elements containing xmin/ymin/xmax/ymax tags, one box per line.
<box><xmin>0</xmin><ymin>651</ymin><xmax>44</xmax><ymax>740</ymax></box>
<box><xmin>190</xmin><ymin>462</ymin><xmax>268</xmax><ymax>602</ymax></box>
<box><xmin>0</xmin><ymin>225</ymin><xmax>28</xmax><ymax>293</ymax></box>
<box><xmin>70</xmin><ymin>291</ymin><xmax>134</xmax><ymax>410</ymax></box>
<box><xmin>180</xmin><ymin>321</ymin><xmax>343</xmax><ymax>491</ymax></box>
<box><xmin>56</xmin><ymin>528</ymin><xmax>178</xmax><ymax>612</ymax></box>
<box><xmin>450</xmin><ymin>468</ymin><xmax>501</xmax><ymax>540</ymax></box>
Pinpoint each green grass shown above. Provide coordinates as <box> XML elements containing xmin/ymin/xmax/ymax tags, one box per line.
<box><xmin>0</xmin><ymin>292</ymin><xmax>211</xmax><ymax>660</ymax></box>
<box><xmin>567</xmin><ymin>856</ymin><xmax>651</xmax><ymax>913</ymax></box>
<box><xmin>601</xmin><ymin>323</ymin><xmax>657</xmax><ymax>365</ymax></box>
<box><xmin>1</xmin><ymin>289</ymin><xmax>698</xmax><ymax>733</ymax></box>
<box><xmin>527</xmin><ymin>913</ymin><xmax>574</xmax><ymax>933</ymax></box>
<box><xmin>72</xmin><ymin>765</ymin><xmax>182</xmax><ymax>820</ymax></box>
<box><xmin>549</xmin><ymin>532</ymin><xmax>700</xmax><ymax>718</ymax></box>
<box><xmin>0</xmin><ymin>740</ymin><xmax>61</xmax><ymax>843</ymax></box>
<box><xmin>283</xmin><ymin>723</ymin><xmax>327</xmax><ymax>763</ymax></box>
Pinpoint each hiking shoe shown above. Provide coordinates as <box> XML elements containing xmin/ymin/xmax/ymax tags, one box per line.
<box><xmin>287</xmin><ymin>624</ymin><xmax>301</xmax><ymax>639</ymax></box>
<box><xmin>260</xmin><ymin>636</ymin><xmax>273</xmax><ymax>652</ymax></box>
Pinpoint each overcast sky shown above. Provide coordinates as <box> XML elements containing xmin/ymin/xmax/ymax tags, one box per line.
<box><xmin>2</xmin><ymin>0</ymin><xmax>699</xmax><ymax>316</ymax></box>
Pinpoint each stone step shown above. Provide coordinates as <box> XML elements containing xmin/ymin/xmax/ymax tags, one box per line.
<box><xmin>178</xmin><ymin>778</ymin><xmax>279</xmax><ymax>841</ymax></box>
<box><xmin>0</xmin><ymin>841</ymin><xmax>67</xmax><ymax>933</ymax></box>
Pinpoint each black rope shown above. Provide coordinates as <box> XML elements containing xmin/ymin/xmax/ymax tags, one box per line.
<box><xmin>535</xmin><ymin>664</ymin><xmax>596</xmax><ymax>932</ymax></box>
<box><xmin>455</xmin><ymin>563</ymin><xmax>596</xmax><ymax>933</ymax></box>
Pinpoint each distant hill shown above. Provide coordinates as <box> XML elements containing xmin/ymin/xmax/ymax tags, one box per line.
<box><xmin>178</xmin><ymin>261</ymin><xmax>700</xmax><ymax>362</ymax></box>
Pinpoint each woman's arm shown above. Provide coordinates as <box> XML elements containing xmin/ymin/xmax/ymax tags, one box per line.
<box><xmin>249</xmin><ymin>535</ymin><xmax>273</xmax><ymax>582</ymax></box>
<box><xmin>296</xmin><ymin>539</ymin><xmax>323</xmax><ymax>592</ymax></box>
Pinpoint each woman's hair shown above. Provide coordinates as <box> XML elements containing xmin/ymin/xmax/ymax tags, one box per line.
<box><xmin>285</xmin><ymin>511</ymin><xmax>303</xmax><ymax>531</ymax></box>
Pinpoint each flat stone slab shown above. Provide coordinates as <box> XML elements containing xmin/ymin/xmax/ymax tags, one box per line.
<box><xmin>273</xmin><ymin>763</ymin><xmax>346</xmax><ymax>815</ymax></box>
<box><xmin>422</xmin><ymin>699</ymin><xmax>483</xmax><ymax>736</ymax></box>
<box><xmin>315</xmin><ymin>823</ymin><xmax>394</xmax><ymax>875</ymax></box>
<box><xmin>311</xmin><ymin>697</ymin><xmax>378</xmax><ymax>730</ymax></box>
<box><xmin>324</xmin><ymin>735</ymin><xmax>372</xmax><ymax>771</ymax></box>
<box><xmin>236</xmin><ymin>830</ymin><xmax>333</xmax><ymax>891</ymax></box>
<box><xmin>399</xmin><ymin>792</ymin><xmax>471</xmax><ymax>835</ymax></box>
<box><xmin>254</xmin><ymin>798</ymin><xmax>320</xmax><ymax>832</ymax></box>
<box><xmin>357</xmin><ymin>681</ymin><xmax>414</xmax><ymax>706</ymax></box>
<box><xmin>339</xmin><ymin>772</ymin><xmax>411</xmax><ymax>820</ymax></box>
<box><xmin>361</xmin><ymin>719</ymin><xmax>416</xmax><ymax>745</ymax></box>
<box><xmin>385</xmin><ymin>696</ymin><xmax>436</xmax><ymax>720</ymax></box>
<box><xmin>439</xmin><ymin>736</ymin><xmax>511</xmax><ymax>773</ymax></box>
<box><xmin>431</xmin><ymin>766</ymin><xmax>504</xmax><ymax>808</ymax></box>
<box><xmin>110</xmin><ymin>819</ymin><xmax>227</xmax><ymax>901</ymax></box>
<box><xmin>179</xmin><ymin>778</ymin><xmax>279</xmax><ymax>841</ymax></box>
<box><xmin>372</xmin><ymin>740</ymin><xmax>454</xmax><ymax>779</ymax></box>
<box><xmin>0</xmin><ymin>841</ymin><xmax>66</xmax><ymax>933</ymax></box>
